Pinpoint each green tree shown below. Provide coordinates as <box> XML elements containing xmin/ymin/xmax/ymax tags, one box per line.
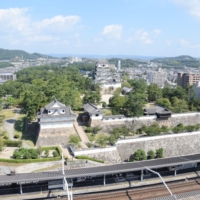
<box><xmin>130</xmin><ymin>149</ymin><xmax>146</xmax><ymax>161</ymax></box>
<box><xmin>147</xmin><ymin>83</ymin><xmax>162</xmax><ymax>102</ymax></box>
<box><xmin>128</xmin><ymin>79</ymin><xmax>147</xmax><ymax>93</ymax></box>
<box><xmin>170</xmin><ymin>97</ymin><xmax>188</xmax><ymax>113</ymax></box>
<box><xmin>124</xmin><ymin>93</ymin><xmax>144</xmax><ymax>117</ymax></box>
<box><xmin>156</xmin><ymin>98</ymin><xmax>171</xmax><ymax>108</ymax></box>
<box><xmin>147</xmin><ymin>150</ymin><xmax>155</xmax><ymax>159</ymax></box>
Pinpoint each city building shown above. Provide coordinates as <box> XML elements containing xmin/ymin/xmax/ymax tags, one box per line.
<box><xmin>37</xmin><ymin>99</ymin><xmax>76</xmax><ymax>129</ymax></box>
<box><xmin>177</xmin><ymin>72</ymin><xmax>200</xmax><ymax>87</ymax></box>
<box><xmin>193</xmin><ymin>81</ymin><xmax>200</xmax><ymax>98</ymax></box>
<box><xmin>0</xmin><ymin>72</ymin><xmax>16</xmax><ymax>84</ymax></box>
<box><xmin>147</xmin><ymin>68</ymin><xmax>167</xmax><ymax>87</ymax></box>
<box><xmin>93</xmin><ymin>59</ymin><xmax>121</xmax><ymax>90</ymax></box>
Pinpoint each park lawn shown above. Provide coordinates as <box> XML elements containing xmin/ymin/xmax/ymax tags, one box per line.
<box><xmin>0</xmin><ymin>109</ymin><xmax>15</xmax><ymax>119</ymax></box>
<box><xmin>103</xmin><ymin>109</ymin><xmax>112</xmax><ymax>116</ymax></box>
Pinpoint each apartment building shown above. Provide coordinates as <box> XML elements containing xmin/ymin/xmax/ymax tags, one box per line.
<box><xmin>177</xmin><ymin>72</ymin><xmax>200</xmax><ymax>87</ymax></box>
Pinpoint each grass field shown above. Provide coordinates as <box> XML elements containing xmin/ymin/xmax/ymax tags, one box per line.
<box><xmin>14</xmin><ymin>114</ymin><xmax>36</xmax><ymax>147</ymax></box>
<box><xmin>0</xmin><ymin>109</ymin><xmax>15</xmax><ymax>119</ymax></box>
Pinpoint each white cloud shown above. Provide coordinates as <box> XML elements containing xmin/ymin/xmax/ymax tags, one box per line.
<box><xmin>172</xmin><ymin>0</ymin><xmax>200</xmax><ymax>20</ymax></box>
<box><xmin>154</xmin><ymin>29</ymin><xmax>162</xmax><ymax>36</ymax></box>
<box><xmin>135</xmin><ymin>29</ymin><xmax>153</xmax><ymax>44</ymax></box>
<box><xmin>179</xmin><ymin>38</ymin><xmax>190</xmax><ymax>46</ymax></box>
<box><xmin>34</xmin><ymin>15</ymin><xmax>80</xmax><ymax>33</ymax></box>
<box><xmin>0</xmin><ymin>8</ymin><xmax>81</xmax><ymax>45</ymax></box>
<box><xmin>102</xmin><ymin>24</ymin><xmax>123</xmax><ymax>39</ymax></box>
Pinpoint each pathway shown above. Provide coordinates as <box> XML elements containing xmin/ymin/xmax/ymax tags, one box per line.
<box><xmin>74</xmin><ymin>121</ymin><xmax>89</xmax><ymax>148</ymax></box>
<box><xmin>3</xmin><ymin>109</ymin><xmax>20</xmax><ymax>140</ymax></box>
<box><xmin>3</xmin><ymin>109</ymin><xmax>31</xmax><ymax>148</ymax></box>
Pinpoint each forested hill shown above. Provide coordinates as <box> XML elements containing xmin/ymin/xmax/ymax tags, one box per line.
<box><xmin>0</xmin><ymin>48</ymin><xmax>51</xmax><ymax>60</ymax></box>
<box><xmin>151</xmin><ymin>55</ymin><xmax>200</xmax><ymax>68</ymax></box>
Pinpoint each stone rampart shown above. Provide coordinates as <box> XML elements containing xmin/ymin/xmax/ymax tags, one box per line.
<box><xmin>171</xmin><ymin>113</ymin><xmax>200</xmax><ymax>127</ymax></box>
<box><xmin>36</xmin><ymin>127</ymin><xmax>76</xmax><ymax>146</ymax></box>
<box><xmin>116</xmin><ymin>132</ymin><xmax>200</xmax><ymax>162</ymax></box>
<box><xmin>94</xmin><ymin>112</ymin><xmax>200</xmax><ymax>133</ymax></box>
<box><xmin>73</xmin><ymin>147</ymin><xmax>121</xmax><ymax>164</ymax></box>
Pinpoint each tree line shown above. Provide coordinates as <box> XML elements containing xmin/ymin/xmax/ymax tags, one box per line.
<box><xmin>109</xmin><ymin>79</ymin><xmax>200</xmax><ymax>117</ymax></box>
<box><xmin>0</xmin><ymin>65</ymin><xmax>101</xmax><ymax>120</ymax></box>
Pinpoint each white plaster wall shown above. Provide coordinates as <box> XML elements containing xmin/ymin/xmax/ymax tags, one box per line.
<box><xmin>91</xmin><ymin>114</ymin><xmax>103</xmax><ymax>120</ymax></box>
<box><xmin>40</xmin><ymin>122</ymin><xmax>73</xmax><ymax>129</ymax></box>
<box><xmin>74</xmin><ymin>147</ymin><xmax>117</xmax><ymax>156</ymax></box>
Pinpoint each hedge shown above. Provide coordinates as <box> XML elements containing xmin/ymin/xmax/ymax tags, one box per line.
<box><xmin>75</xmin><ymin>155</ymin><xmax>104</xmax><ymax>163</ymax></box>
<box><xmin>3</xmin><ymin>140</ymin><xmax>22</xmax><ymax>147</ymax></box>
<box><xmin>0</xmin><ymin>157</ymin><xmax>62</xmax><ymax>163</ymax></box>
<box><xmin>41</xmin><ymin>146</ymin><xmax>62</xmax><ymax>156</ymax></box>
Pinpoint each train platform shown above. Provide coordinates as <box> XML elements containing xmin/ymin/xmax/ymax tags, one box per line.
<box><xmin>1</xmin><ymin>170</ymin><xmax>200</xmax><ymax>200</ymax></box>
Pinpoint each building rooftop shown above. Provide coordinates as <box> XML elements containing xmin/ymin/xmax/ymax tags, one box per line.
<box><xmin>83</xmin><ymin>102</ymin><xmax>102</xmax><ymax>115</ymax></box>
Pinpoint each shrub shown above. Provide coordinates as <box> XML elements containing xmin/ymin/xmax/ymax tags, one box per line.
<box><xmin>45</xmin><ymin>150</ymin><xmax>49</xmax><ymax>158</ymax></box>
<box><xmin>85</xmin><ymin>127</ymin><xmax>92</xmax><ymax>133</ymax></box>
<box><xmin>53</xmin><ymin>151</ymin><xmax>59</xmax><ymax>157</ymax></box>
<box><xmin>75</xmin><ymin>155</ymin><xmax>104</xmax><ymax>163</ymax></box>
<box><xmin>156</xmin><ymin>148</ymin><xmax>164</xmax><ymax>158</ymax></box>
<box><xmin>29</xmin><ymin>149</ymin><xmax>39</xmax><ymax>159</ymax></box>
<box><xmin>13</xmin><ymin>151</ymin><xmax>22</xmax><ymax>159</ymax></box>
<box><xmin>130</xmin><ymin>149</ymin><xmax>146</xmax><ymax>161</ymax></box>
<box><xmin>102</xmin><ymin>101</ymin><xmax>107</xmax><ymax>108</ymax></box>
<box><xmin>14</xmin><ymin>134</ymin><xmax>20</xmax><ymax>139</ymax></box>
<box><xmin>147</xmin><ymin>150</ymin><xmax>155</xmax><ymax>160</ymax></box>
<box><xmin>0</xmin><ymin>157</ymin><xmax>61</xmax><ymax>163</ymax></box>
<box><xmin>37</xmin><ymin>146</ymin><xmax>43</xmax><ymax>155</ymax></box>
<box><xmin>3</xmin><ymin>135</ymin><xmax>9</xmax><ymax>140</ymax></box>
<box><xmin>4</xmin><ymin>140</ymin><xmax>22</xmax><ymax>147</ymax></box>
<box><xmin>69</xmin><ymin>135</ymin><xmax>81</xmax><ymax>146</ymax></box>
<box><xmin>86</xmin><ymin>142</ymin><xmax>93</xmax><ymax>148</ymax></box>
<box><xmin>23</xmin><ymin>151</ymin><xmax>31</xmax><ymax>159</ymax></box>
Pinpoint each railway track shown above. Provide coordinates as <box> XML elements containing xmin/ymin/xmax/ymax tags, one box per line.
<box><xmin>71</xmin><ymin>178</ymin><xmax>200</xmax><ymax>200</ymax></box>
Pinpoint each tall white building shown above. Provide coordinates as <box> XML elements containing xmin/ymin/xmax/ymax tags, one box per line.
<box><xmin>147</xmin><ymin>68</ymin><xmax>167</xmax><ymax>87</ymax></box>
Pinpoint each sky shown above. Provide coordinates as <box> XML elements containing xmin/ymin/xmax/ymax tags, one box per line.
<box><xmin>1</xmin><ymin>0</ymin><xmax>200</xmax><ymax>57</ymax></box>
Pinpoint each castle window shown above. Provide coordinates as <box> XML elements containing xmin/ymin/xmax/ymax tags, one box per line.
<box><xmin>96</xmin><ymin>114</ymin><xmax>99</xmax><ymax>116</ymax></box>
<box><xmin>62</xmin><ymin>110</ymin><xmax>65</xmax><ymax>113</ymax></box>
<box><xmin>48</xmin><ymin>110</ymin><xmax>51</xmax><ymax>113</ymax></box>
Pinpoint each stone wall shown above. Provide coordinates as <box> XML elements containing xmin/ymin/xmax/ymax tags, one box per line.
<box><xmin>74</xmin><ymin>147</ymin><xmax>121</xmax><ymax>164</ymax></box>
<box><xmin>116</xmin><ymin>132</ymin><xmax>200</xmax><ymax>162</ymax></box>
<box><xmin>171</xmin><ymin>114</ymin><xmax>200</xmax><ymax>127</ymax></box>
<box><xmin>66</xmin><ymin>160</ymin><xmax>106</xmax><ymax>169</ymax></box>
<box><xmin>94</xmin><ymin>113</ymin><xmax>200</xmax><ymax>133</ymax></box>
<box><xmin>36</xmin><ymin>127</ymin><xmax>76</xmax><ymax>146</ymax></box>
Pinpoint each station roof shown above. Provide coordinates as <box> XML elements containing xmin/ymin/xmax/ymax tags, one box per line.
<box><xmin>0</xmin><ymin>153</ymin><xmax>200</xmax><ymax>184</ymax></box>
